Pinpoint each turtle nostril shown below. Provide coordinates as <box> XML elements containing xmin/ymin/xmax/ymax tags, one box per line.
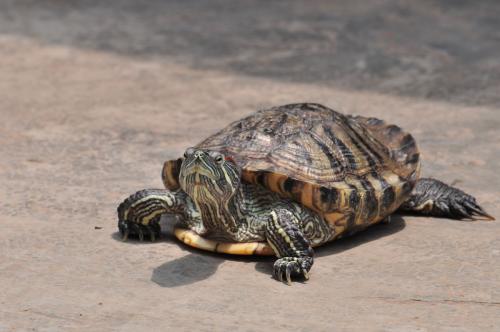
<box><xmin>194</xmin><ymin>151</ymin><xmax>203</xmax><ymax>158</ymax></box>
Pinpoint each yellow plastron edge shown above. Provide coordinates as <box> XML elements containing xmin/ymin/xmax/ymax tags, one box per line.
<box><xmin>173</xmin><ymin>228</ymin><xmax>274</xmax><ymax>256</ymax></box>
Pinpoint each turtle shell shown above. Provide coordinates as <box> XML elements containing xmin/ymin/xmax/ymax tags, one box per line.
<box><xmin>163</xmin><ymin>103</ymin><xmax>420</xmax><ymax>253</ymax></box>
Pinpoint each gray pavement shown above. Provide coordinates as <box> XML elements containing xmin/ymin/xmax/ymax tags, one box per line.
<box><xmin>0</xmin><ymin>1</ymin><xmax>499</xmax><ymax>331</ymax></box>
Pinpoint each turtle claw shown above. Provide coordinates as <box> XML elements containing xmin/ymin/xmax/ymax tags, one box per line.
<box><xmin>273</xmin><ymin>257</ymin><xmax>312</xmax><ymax>285</ymax></box>
<box><xmin>277</xmin><ymin>268</ymin><xmax>284</xmax><ymax>283</ymax></box>
<box><xmin>400</xmin><ymin>178</ymin><xmax>494</xmax><ymax>221</ymax></box>
<box><xmin>148</xmin><ymin>222</ymin><xmax>161</xmax><ymax>241</ymax></box>
<box><xmin>122</xmin><ymin>229</ymin><xmax>129</xmax><ymax>241</ymax></box>
<box><xmin>118</xmin><ymin>219</ymin><xmax>162</xmax><ymax>242</ymax></box>
<box><xmin>138</xmin><ymin>229</ymin><xmax>144</xmax><ymax>242</ymax></box>
<box><xmin>462</xmin><ymin>200</ymin><xmax>495</xmax><ymax>221</ymax></box>
<box><xmin>444</xmin><ymin>194</ymin><xmax>494</xmax><ymax>221</ymax></box>
<box><xmin>285</xmin><ymin>265</ymin><xmax>292</xmax><ymax>285</ymax></box>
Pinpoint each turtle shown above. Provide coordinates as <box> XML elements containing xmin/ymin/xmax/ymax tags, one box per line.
<box><xmin>117</xmin><ymin>103</ymin><xmax>494</xmax><ymax>284</ymax></box>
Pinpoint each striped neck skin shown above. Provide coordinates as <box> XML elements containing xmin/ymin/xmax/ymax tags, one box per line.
<box><xmin>179</xmin><ymin>148</ymin><xmax>243</xmax><ymax>238</ymax></box>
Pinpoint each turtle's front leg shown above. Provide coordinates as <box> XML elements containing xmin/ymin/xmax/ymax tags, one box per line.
<box><xmin>265</xmin><ymin>209</ymin><xmax>314</xmax><ymax>285</ymax></box>
<box><xmin>117</xmin><ymin>189</ymin><xmax>197</xmax><ymax>241</ymax></box>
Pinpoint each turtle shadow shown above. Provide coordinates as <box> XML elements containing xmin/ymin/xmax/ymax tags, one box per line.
<box><xmin>254</xmin><ymin>214</ymin><xmax>406</xmax><ymax>275</ymax></box>
<box><xmin>314</xmin><ymin>214</ymin><xmax>406</xmax><ymax>257</ymax></box>
<box><xmin>150</xmin><ymin>241</ymin><xmax>273</xmax><ymax>287</ymax></box>
<box><xmin>109</xmin><ymin>227</ymin><xmax>226</xmax><ymax>287</ymax></box>
<box><xmin>151</xmin><ymin>234</ymin><xmax>276</xmax><ymax>287</ymax></box>
<box><xmin>151</xmin><ymin>253</ymin><xmax>224</xmax><ymax>288</ymax></box>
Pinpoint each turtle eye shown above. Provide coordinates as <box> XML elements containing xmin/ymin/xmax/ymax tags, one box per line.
<box><xmin>214</xmin><ymin>154</ymin><xmax>224</xmax><ymax>163</ymax></box>
<box><xmin>184</xmin><ymin>147</ymin><xmax>195</xmax><ymax>158</ymax></box>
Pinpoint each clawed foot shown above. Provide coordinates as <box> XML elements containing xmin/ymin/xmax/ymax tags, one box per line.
<box><xmin>273</xmin><ymin>257</ymin><xmax>313</xmax><ymax>285</ymax></box>
<box><xmin>400</xmin><ymin>178</ymin><xmax>495</xmax><ymax>221</ymax></box>
<box><xmin>435</xmin><ymin>195</ymin><xmax>494</xmax><ymax>221</ymax></box>
<box><xmin>118</xmin><ymin>219</ymin><xmax>161</xmax><ymax>242</ymax></box>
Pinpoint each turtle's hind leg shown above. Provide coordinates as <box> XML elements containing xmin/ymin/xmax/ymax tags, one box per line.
<box><xmin>398</xmin><ymin>178</ymin><xmax>494</xmax><ymax>220</ymax></box>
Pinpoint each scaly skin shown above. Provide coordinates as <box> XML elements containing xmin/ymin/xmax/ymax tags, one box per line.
<box><xmin>118</xmin><ymin>149</ymin><xmax>332</xmax><ymax>284</ymax></box>
<box><xmin>117</xmin><ymin>188</ymin><xmax>204</xmax><ymax>241</ymax></box>
<box><xmin>398</xmin><ymin>178</ymin><xmax>494</xmax><ymax>220</ymax></box>
<box><xmin>118</xmin><ymin>184</ymin><xmax>330</xmax><ymax>284</ymax></box>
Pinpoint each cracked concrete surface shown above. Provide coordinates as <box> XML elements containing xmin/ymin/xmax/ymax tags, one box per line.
<box><xmin>0</xmin><ymin>1</ymin><xmax>499</xmax><ymax>331</ymax></box>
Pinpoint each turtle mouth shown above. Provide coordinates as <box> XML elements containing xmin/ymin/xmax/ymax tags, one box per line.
<box><xmin>192</xmin><ymin>178</ymin><xmax>208</xmax><ymax>186</ymax></box>
<box><xmin>183</xmin><ymin>167</ymin><xmax>220</xmax><ymax>184</ymax></box>
<box><xmin>184</xmin><ymin>163</ymin><xmax>216</xmax><ymax>175</ymax></box>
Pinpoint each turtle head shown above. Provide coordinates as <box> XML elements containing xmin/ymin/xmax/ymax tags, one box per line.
<box><xmin>179</xmin><ymin>148</ymin><xmax>241</xmax><ymax>202</ymax></box>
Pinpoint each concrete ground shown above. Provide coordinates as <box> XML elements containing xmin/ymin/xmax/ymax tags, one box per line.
<box><xmin>1</xmin><ymin>1</ymin><xmax>499</xmax><ymax>331</ymax></box>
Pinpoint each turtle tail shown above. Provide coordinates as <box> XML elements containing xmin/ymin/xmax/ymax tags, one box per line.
<box><xmin>398</xmin><ymin>178</ymin><xmax>495</xmax><ymax>221</ymax></box>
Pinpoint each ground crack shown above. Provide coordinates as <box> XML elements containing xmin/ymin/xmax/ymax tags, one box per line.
<box><xmin>361</xmin><ymin>296</ymin><xmax>500</xmax><ymax>306</ymax></box>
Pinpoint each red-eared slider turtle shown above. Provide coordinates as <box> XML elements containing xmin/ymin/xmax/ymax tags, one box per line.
<box><xmin>118</xmin><ymin>103</ymin><xmax>494</xmax><ymax>284</ymax></box>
